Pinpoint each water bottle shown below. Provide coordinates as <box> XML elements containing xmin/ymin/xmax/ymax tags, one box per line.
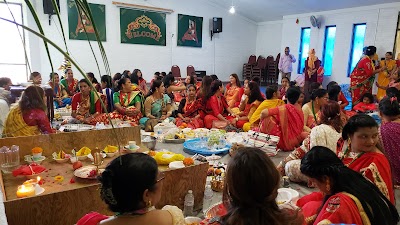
<box><xmin>203</xmin><ymin>185</ymin><xmax>213</xmax><ymax>214</ymax></box>
<box><xmin>183</xmin><ymin>190</ymin><xmax>194</xmax><ymax>217</ymax></box>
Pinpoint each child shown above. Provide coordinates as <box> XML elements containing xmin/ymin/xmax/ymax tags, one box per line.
<box><xmin>353</xmin><ymin>93</ymin><xmax>376</xmax><ymax>113</ymax></box>
<box><xmin>376</xmin><ymin>70</ymin><xmax>400</xmax><ymax>91</ymax></box>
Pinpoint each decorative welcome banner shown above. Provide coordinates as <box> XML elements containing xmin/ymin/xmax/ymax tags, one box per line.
<box><xmin>120</xmin><ymin>8</ymin><xmax>166</xmax><ymax>46</ymax></box>
<box><xmin>67</xmin><ymin>0</ymin><xmax>106</xmax><ymax>41</ymax></box>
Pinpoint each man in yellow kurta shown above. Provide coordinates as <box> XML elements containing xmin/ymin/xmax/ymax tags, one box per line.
<box><xmin>243</xmin><ymin>86</ymin><xmax>285</xmax><ymax>132</ymax></box>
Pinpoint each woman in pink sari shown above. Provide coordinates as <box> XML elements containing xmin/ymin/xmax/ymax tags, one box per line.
<box><xmin>260</xmin><ymin>87</ymin><xmax>305</xmax><ymax>151</ymax></box>
<box><xmin>379</xmin><ymin>96</ymin><xmax>400</xmax><ymax>187</ymax></box>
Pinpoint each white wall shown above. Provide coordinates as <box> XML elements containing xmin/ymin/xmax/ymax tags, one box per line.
<box><xmin>256</xmin><ymin>20</ymin><xmax>282</xmax><ymax>58</ymax></box>
<box><xmin>256</xmin><ymin>2</ymin><xmax>400</xmax><ymax>85</ymax></box>
<box><xmin>31</xmin><ymin>0</ymin><xmax>257</xmax><ymax>82</ymax></box>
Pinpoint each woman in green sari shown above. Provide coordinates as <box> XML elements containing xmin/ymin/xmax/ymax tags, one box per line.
<box><xmin>140</xmin><ymin>80</ymin><xmax>174</xmax><ymax>126</ymax></box>
<box><xmin>109</xmin><ymin>77</ymin><xmax>143</xmax><ymax>125</ymax></box>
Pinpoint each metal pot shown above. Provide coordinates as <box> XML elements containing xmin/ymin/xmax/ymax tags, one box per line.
<box><xmin>141</xmin><ymin>136</ymin><xmax>157</xmax><ymax>150</ymax></box>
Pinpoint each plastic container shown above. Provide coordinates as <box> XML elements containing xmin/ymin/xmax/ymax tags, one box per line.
<box><xmin>0</xmin><ymin>145</ymin><xmax>20</xmax><ymax>174</ymax></box>
<box><xmin>183</xmin><ymin>190</ymin><xmax>194</xmax><ymax>217</ymax></box>
<box><xmin>203</xmin><ymin>185</ymin><xmax>213</xmax><ymax>214</ymax></box>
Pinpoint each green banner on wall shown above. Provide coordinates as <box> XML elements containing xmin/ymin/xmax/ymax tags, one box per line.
<box><xmin>177</xmin><ymin>14</ymin><xmax>203</xmax><ymax>48</ymax></box>
<box><xmin>67</xmin><ymin>0</ymin><xmax>106</xmax><ymax>41</ymax></box>
<box><xmin>120</xmin><ymin>8</ymin><xmax>166</xmax><ymax>46</ymax></box>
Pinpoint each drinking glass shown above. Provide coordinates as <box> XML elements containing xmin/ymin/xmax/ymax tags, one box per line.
<box><xmin>0</xmin><ymin>145</ymin><xmax>20</xmax><ymax>173</ymax></box>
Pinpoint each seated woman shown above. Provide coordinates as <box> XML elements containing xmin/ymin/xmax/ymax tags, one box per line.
<box><xmin>297</xmin><ymin>146</ymin><xmax>398</xmax><ymax>225</ymax></box>
<box><xmin>86</xmin><ymin>72</ymin><xmax>102</xmax><ymax>92</ymax></box>
<box><xmin>109</xmin><ymin>77</ymin><xmax>143</xmax><ymax>125</ymax></box>
<box><xmin>235</xmin><ymin>82</ymin><xmax>264</xmax><ymax>129</ymax></box>
<box><xmin>327</xmin><ymin>81</ymin><xmax>349</xmax><ymax>109</ymax></box>
<box><xmin>379</xmin><ymin>96</ymin><xmax>400</xmax><ymax>187</ymax></box>
<box><xmin>337</xmin><ymin>114</ymin><xmax>395</xmax><ymax>203</ymax></box>
<box><xmin>3</xmin><ymin>86</ymin><xmax>55</xmax><ymax>137</ymax></box>
<box><xmin>48</xmin><ymin>72</ymin><xmax>71</xmax><ymax>108</ymax></box>
<box><xmin>175</xmin><ymin>85</ymin><xmax>204</xmax><ymax>129</ymax></box>
<box><xmin>278</xmin><ymin>100</ymin><xmax>343</xmax><ymax>183</ymax></box>
<box><xmin>163</xmin><ymin>74</ymin><xmax>186</xmax><ymax>103</ymax></box>
<box><xmin>197</xmin><ymin>75</ymin><xmax>213</xmax><ymax>101</ymax></box>
<box><xmin>174</xmin><ymin>74</ymin><xmax>195</xmax><ymax>102</ymax></box>
<box><xmin>76</xmin><ymin>153</ymin><xmax>184</xmax><ymax>225</ymax></box>
<box><xmin>204</xmin><ymin>80</ymin><xmax>238</xmax><ymax>129</ymax></box>
<box><xmin>60</xmin><ymin>69</ymin><xmax>79</xmax><ymax>97</ymax></box>
<box><xmin>140</xmin><ymin>80</ymin><xmax>174</xmax><ymax>126</ymax></box>
<box><xmin>100</xmin><ymin>75</ymin><xmax>114</xmax><ymax>113</ymax></box>
<box><xmin>244</xmin><ymin>86</ymin><xmax>285</xmax><ymax>132</ymax></box>
<box><xmin>260</xmin><ymin>87</ymin><xmax>305</xmax><ymax>151</ymax></box>
<box><xmin>302</xmin><ymin>88</ymin><xmax>328</xmax><ymax>132</ymax></box>
<box><xmin>202</xmin><ymin>147</ymin><xmax>303</xmax><ymax>225</ymax></box>
<box><xmin>224</xmin><ymin>73</ymin><xmax>243</xmax><ymax>108</ymax></box>
<box><xmin>132</xmin><ymin>69</ymin><xmax>149</xmax><ymax>95</ymax></box>
<box><xmin>353</xmin><ymin>93</ymin><xmax>376</xmax><ymax>113</ymax></box>
<box><xmin>29</xmin><ymin>71</ymin><xmax>42</xmax><ymax>86</ymax></box>
<box><xmin>71</xmin><ymin>79</ymin><xmax>104</xmax><ymax>125</ymax></box>
<box><xmin>279</xmin><ymin>77</ymin><xmax>290</xmax><ymax>100</ymax></box>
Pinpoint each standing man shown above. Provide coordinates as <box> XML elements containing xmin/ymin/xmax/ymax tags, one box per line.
<box><xmin>278</xmin><ymin>47</ymin><xmax>296</xmax><ymax>80</ymax></box>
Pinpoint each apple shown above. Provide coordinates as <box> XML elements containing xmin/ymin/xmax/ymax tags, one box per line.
<box><xmin>73</xmin><ymin>161</ymin><xmax>83</xmax><ymax>170</ymax></box>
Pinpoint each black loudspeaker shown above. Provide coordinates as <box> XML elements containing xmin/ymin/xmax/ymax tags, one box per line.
<box><xmin>43</xmin><ymin>0</ymin><xmax>60</xmax><ymax>15</ymax></box>
<box><xmin>213</xmin><ymin>17</ymin><xmax>222</xmax><ymax>33</ymax></box>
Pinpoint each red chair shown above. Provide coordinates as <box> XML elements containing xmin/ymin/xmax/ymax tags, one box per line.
<box><xmin>187</xmin><ymin>65</ymin><xmax>195</xmax><ymax>76</ymax></box>
<box><xmin>251</xmin><ymin>56</ymin><xmax>267</xmax><ymax>81</ymax></box>
<box><xmin>171</xmin><ymin>65</ymin><xmax>181</xmax><ymax>77</ymax></box>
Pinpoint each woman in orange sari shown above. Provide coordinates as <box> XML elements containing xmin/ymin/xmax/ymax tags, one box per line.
<box><xmin>350</xmin><ymin>46</ymin><xmax>385</xmax><ymax>106</ymax></box>
<box><xmin>176</xmin><ymin>84</ymin><xmax>204</xmax><ymax>129</ymax></box>
<box><xmin>297</xmin><ymin>146</ymin><xmax>398</xmax><ymax>225</ymax></box>
<box><xmin>224</xmin><ymin>73</ymin><xmax>243</xmax><ymax>108</ymax></box>
<box><xmin>236</xmin><ymin>82</ymin><xmax>264</xmax><ymax>129</ymax></box>
<box><xmin>260</xmin><ymin>87</ymin><xmax>305</xmax><ymax>151</ymax></box>
<box><xmin>337</xmin><ymin>114</ymin><xmax>395</xmax><ymax>204</ymax></box>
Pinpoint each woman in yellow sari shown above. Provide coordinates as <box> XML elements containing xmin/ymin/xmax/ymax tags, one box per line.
<box><xmin>376</xmin><ymin>52</ymin><xmax>397</xmax><ymax>100</ymax></box>
<box><xmin>3</xmin><ymin>86</ymin><xmax>55</xmax><ymax>137</ymax></box>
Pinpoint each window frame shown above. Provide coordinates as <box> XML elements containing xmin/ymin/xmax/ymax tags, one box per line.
<box><xmin>297</xmin><ymin>27</ymin><xmax>311</xmax><ymax>74</ymax></box>
<box><xmin>322</xmin><ymin>25</ymin><xmax>336</xmax><ymax>76</ymax></box>
<box><xmin>0</xmin><ymin>1</ymin><xmax>29</xmax><ymax>82</ymax></box>
<box><xmin>347</xmin><ymin>23</ymin><xmax>367</xmax><ymax>77</ymax></box>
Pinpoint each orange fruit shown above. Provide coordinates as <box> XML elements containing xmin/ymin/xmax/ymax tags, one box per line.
<box><xmin>183</xmin><ymin>157</ymin><xmax>194</xmax><ymax>166</ymax></box>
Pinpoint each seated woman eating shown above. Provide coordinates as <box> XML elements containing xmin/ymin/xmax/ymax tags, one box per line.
<box><xmin>60</xmin><ymin>69</ymin><xmax>79</xmax><ymax>97</ymax></box>
<box><xmin>337</xmin><ymin>114</ymin><xmax>395</xmax><ymax>203</ymax></box>
<box><xmin>140</xmin><ymin>80</ymin><xmax>174</xmax><ymax>126</ymax></box>
<box><xmin>260</xmin><ymin>87</ymin><xmax>305</xmax><ymax>151</ymax></box>
<box><xmin>244</xmin><ymin>86</ymin><xmax>285</xmax><ymax>132</ymax></box>
<box><xmin>204</xmin><ymin>80</ymin><xmax>238</xmax><ymax>129</ymax></box>
<box><xmin>76</xmin><ymin>153</ymin><xmax>184</xmax><ymax>225</ymax></box>
<box><xmin>48</xmin><ymin>72</ymin><xmax>71</xmax><ymax>108</ymax></box>
<box><xmin>224</xmin><ymin>73</ymin><xmax>243</xmax><ymax>107</ymax></box>
<box><xmin>278</xmin><ymin>100</ymin><xmax>343</xmax><ymax>183</ymax></box>
<box><xmin>297</xmin><ymin>146</ymin><xmax>399</xmax><ymax>225</ymax></box>
<box><xmin>202</xmin><ymin>147</ymin><xmax>303</xmax><ymax>225</ymax></box>
<box><xmin>3</xmin><ymin>86</ymin><xmax>55</xmax><ymax>137</ymax></box>
<box><xmin>175</xmin><ymin>84</ymin><xmax>204</xmax><ymax>129</ymax></box>
<box><xmin>235</xmin><ymin>81</ymin><xmax>264</xmax><ymax>129</ymax></box>
<box><xmin>71</xmin><ymin>79</ymin><xmax>103</xmax><ymax>125</ymax></box>
<box><xmin>109</xmin><ymin>77</ymin><xmax>143</xmax><ymax>125</ymax></box>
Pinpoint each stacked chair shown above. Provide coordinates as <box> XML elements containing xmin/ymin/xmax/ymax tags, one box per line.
<box><xmin>242</xmin><ymin>55</ymin><xmax>257</xmax><ymax>80</ymax></box>
<box><xmin>242</xmin><ymin>54</ymin><xmax>280</xmax><ymax>86</ymax></box>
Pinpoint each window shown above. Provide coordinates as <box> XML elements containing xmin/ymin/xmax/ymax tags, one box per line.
<box><xmin>322</xmin><ymin>26</ymin><xmax>336</xmax><ymax>76</ymax></box>
<box><xmin>394</xmin><ymin>12</ymin><xmax>400</xmax><ymax>57</ymax></box>
<box><xmin>348</xmin><ymin>23</ymin><xmax>367</xmax><ymax>76</ymax></box>
<box><xmin>298</xmin><ymin>27</ymin><xmax>311</xmax><ymax>74</ymax></box>
<box><xmin>0</xmin><ymin>2</ymin><xmax>28</xmax><ymax>83</ymax></box>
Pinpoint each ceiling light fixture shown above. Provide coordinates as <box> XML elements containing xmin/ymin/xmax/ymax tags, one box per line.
<box><xmin>229</xmin><ymin>0</ymin><xmax>235</xmax><ymax>14</ymax></box>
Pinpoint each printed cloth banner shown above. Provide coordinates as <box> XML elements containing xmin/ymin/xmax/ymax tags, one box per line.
<box><xmin>120</xmin><ymin>8</ymin><xmax>166</xmax><ymax>46</ymax></box>
<box><xmin>67</xmin><ymin>0</ymin><xmax>106</xmax><ymax>41</ymax></box>
<box><xmin>177</xmin><ymin>14</ymin><xmax>203</xmax><ymax>48</ymax></box>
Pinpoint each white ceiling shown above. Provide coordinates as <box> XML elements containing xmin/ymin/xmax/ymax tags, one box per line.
<box><xmin>207</xmin><ymin>0</ymin><xmax>400</xmax><ymax>22</ymax></box>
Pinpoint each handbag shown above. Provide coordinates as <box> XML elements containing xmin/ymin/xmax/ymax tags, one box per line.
<box><xmin>245</xmin><ymin>130</ymin><xmax>280</xmax><ymax>156</ymax></box>
<box><xmin>212</xmin><ymin>120</ymin><xmax>228</xmax><ymax>129</ymax></box>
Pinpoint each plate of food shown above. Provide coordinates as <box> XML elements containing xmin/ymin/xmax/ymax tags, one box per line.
<box><xmin>183</xmin><ymin>138</ymin><xmax>231</xmax><ymax>156</ymax></box>
<box><xmin>74</xmin><ymin>165</ymin><xmax>104</xmax><ymax>179</ymax></box>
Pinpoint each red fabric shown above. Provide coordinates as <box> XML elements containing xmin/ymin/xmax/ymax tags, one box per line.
<box><xmin>71</xmin><ymin>92</ymin><xmax>102</xmax><ymax>113</ymax></box>
<box><xmin>204</xmin><ymin>115</ymin><xmax>235</xmax><ymax>129</ymax></box>
<box><xmin>350</xmin><ymin>56</ymin><xmax>375</xmax><ymax>106</ymax></box>
<box><xmin>22</xmin><ymin>109</ymin><xmax>54</xmax><ymax>134</ymax></box>
<box><xmin>353</xmin><ymin>102</ymin><xmax>376</xmax><ymax>112</ymax></box>
<box><xmin>396</xmin><ymin>59</ymin><xmax>400</xmax><ymax>67</ymax></box>
<box><xmin>338</xmin><ymin>92</ymin><xmax>348</xmax><ymax>107</ymax></box>
<box><xmin>176</xmin><ymin>98</ymin><xmax>205</xmax><ymax>129</ymax></box>
<box><xmin>259</xmin><ymin>104</ymin><xmax>305</xmax><ymax>151</ymax></box>
<box><xmin>236</xmin><ymin>120</ymin><xmax>247</xmax><ymax>128</ymax></box>
<box><xmin>206</xmin><ymin>95</ymin><xmax>229</xmax><ymax>118</ymax></box>
<box><xmin>234</xmin><ymin>87</ymin><xmax>244</xmax><ymax>107</ymax></box>
<box><xmin>12</xmin><ymin>163</ymin><xmax>46</xmax><ymax>177</ymax></box>
<box><xmin>76</xmin><ymin>212</ymin><xmax>109</xmax><ymax>225</ymax></box>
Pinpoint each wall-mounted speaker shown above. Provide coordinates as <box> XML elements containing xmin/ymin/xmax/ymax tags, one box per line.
<box><xmin>212</xmin><ymin>17</ymin><xmax>222</xmax><ymax>33</ymax></box>
<box><xmin>43</xmin><ymin>0</ymin><xmax>60</xmax><ymax>15</ymax></box>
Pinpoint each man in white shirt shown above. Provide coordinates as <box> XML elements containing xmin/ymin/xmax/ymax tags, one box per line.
<box><xmin>278</xmin><ymin>47</ymin><xmax>296</xmax><ymax>80</ymax></box>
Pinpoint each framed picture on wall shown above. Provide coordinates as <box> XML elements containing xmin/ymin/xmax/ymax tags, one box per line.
<box><xmin>177</xmin><ymin>14</ymin><xmax>203</xmax><ymax>48</ymax></box>
<box><xmin>67</xmin><ymin>0</ymin><xmax>106</xmax><ymax>41</ymax></box>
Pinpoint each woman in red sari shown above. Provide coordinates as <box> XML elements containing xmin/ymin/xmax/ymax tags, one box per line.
<box><xmin>350</xmin><ymin>46</ymin><xmax>386</xmax><ymax>106</ymax></box>
<box><xmin>337</xmin><ymin>114</ymin><xmax>395</xmax><ymax>203</ymax></box>
<box><xmin>176</xmin><ymin>84</ymin><xmax>204</xmax><ymax>129</ymax></box>
<box><xmin>60</xmin><ymin>69</ymin><xmax>78</xmax><ymax>97</ymax></box>
<box><xmin>204</xmin><ymin>80</ymin><xmax>237</xmax><ymax>129</ymax></box>
<box><xmin>297</xmin><ymin>146</ymin><xmax>398</xmax><ymax>225</ymax></box>
<box><xmin>260</xmin><ymin>87</ymin><xmax>305</xmax><ymax>151</ymax></box>
<box><xmin>71</xmin><ymin>79</ymin><xmax>103</xmax><ymax>125</ymax></box>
